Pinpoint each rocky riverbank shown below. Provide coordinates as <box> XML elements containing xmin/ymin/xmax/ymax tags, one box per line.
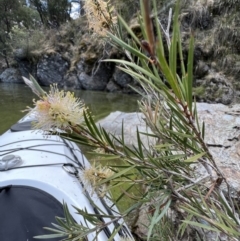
<box><xmin>1</xmin><ymin>0</ymin><xmax>240</xmax><ymax>104</ymax></box>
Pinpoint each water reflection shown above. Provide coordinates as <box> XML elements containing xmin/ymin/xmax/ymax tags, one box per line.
<box><xmin>0</xmin><ymin>83</ymin><xmax>35</xmax><ymax>134</ymax></box>
<box><xmin>78</xmin><ymin>90</ymin><xmax>140</xmax><ymax>120</ymax></box>
<box><xmin>0</xmin><ymin>83</ymin><xmax>140</xmax><ymax>134</ymax></box>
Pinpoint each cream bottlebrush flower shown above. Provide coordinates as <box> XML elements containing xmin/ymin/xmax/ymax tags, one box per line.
<box><xmin>84</xmin><ymin>0</ymin><xmax>117</xmax><ymax>36</ymax></box>
<box><xmin>28</xmin><ymin>84</ymin><xmax>86</xmax><ymax>132</ymax></box>
<box><xmin>82</xmin><ymin>164</ymin><xmax>114</xmax><ymax>196</ymax></box>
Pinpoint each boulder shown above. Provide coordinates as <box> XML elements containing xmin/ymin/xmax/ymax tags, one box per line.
<box><xmin>78</xmin><ymin>61</ymin><xmax>114</xmax><ymax>90</ymax></box>
<box><xmin>113</xmin><ymin>68</ymin><xmax>134</xmax><ymax>88</ymax></box>
<box><xmin>196</xmin><ymin>103</ymin><xmax>240</xmax><ymax>195</ymax></box>
<box><xmin>0</xmin><ymin>68</ymin><xmax>24</xmax><ymax>83</ymax></box>
<box><xmin>98</xmin><ymin>103</ymin><xmax>240</xmax><ymax>194</ymax></box>
<box><xmin>194</xmin><ymin>72</ymin><xmax>234</xmax><ymax>105</ymax></box>
<box><xmin>64</xmin><ymin>72</ymin><xmax>81</xmax><ymax>89</ymax></box>
<box><xmin>101</xmin><ymin>104</ymin><xmax>240</xmax><ymax>239</ymax></box>
<box><xmin>17</xmin><ymin>60</ymin><xmax>37</xmax><ymax>79</ymax></box>
<box><xmin>37</xmin><ymin>53</ymin><xmax>69</xmax><ymax>86</ymax></box>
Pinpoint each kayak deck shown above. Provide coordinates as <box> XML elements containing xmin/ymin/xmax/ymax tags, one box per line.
<box><xmin>0</xmin><ymin>116</ymin><xmax>132</xmax><ymax>240</ymax></box>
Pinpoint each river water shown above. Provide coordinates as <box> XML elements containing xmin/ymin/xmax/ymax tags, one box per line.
<box><xmin>0</xmin><ymin>83</ymin><xmax>140</xmax><ymax>134</ymax></box>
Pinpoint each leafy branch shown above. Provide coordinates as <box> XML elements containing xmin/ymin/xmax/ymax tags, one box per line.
<box><xmin>24</xmin><ymin>0</ymin><xmax>240</xmax><ymax>240</ymax></box>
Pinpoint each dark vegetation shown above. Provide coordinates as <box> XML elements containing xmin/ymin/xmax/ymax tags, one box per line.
<box><xmin>0</xmin><ymin>0</ymin><xmax>74</xmax><ymax>67</ymax></box>
<box><xmin>0</xmin><ymin>0</ymin><xmax>164</xmax><ymax>69</ymax></box>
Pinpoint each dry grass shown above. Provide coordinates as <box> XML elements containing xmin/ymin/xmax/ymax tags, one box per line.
<box><xmin>180</xmin><ymin>0</ymin><xmax>213</xmax><ymax>30</ymax></box>
<box><xmin>214</xmin><ymin>0</ymin><xmax>240</xmax><ymax>13</ymax></box>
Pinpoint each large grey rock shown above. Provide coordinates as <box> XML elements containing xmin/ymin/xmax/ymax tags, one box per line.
<box><xmin>37</xmin><ymin>53</ymin><xmax>69</xmax><ymax>86</ymax></box>
<box><xmin>64</xmin><ymin>72</ymin><xmax>81</xmax><ymax>89</ymax></box>
<box><xmin>104</xmin><ymin>103</ymin><xmax>240</xmax><ymax>239</ymax></box>
<box><xmin>0</xmin><ymin>68</ymin><xmax>24</xmax><ymax>83</ymax></box>
<box><xmin>196</xmin><ymin>103</ymin><xmax>240</xmax><ymax>195</ymax></box>
<box><xmin>195</xmin><ymin>72</ymin><xmax>234</xmax><ymax>105</ymax></box>
<box><xmin>14</xmin><ymin>48</ymin><xmax>27</xmax><ymax>60</ymax></box>
<box><xmin>18</xmin><ymin>60</ymin><xmax>37</xmax><ymax>79</ymax></box>
<box><xmin>78</xmin><ymin>61</ymin><xmax>115</xmax><ymax>90</ymax></box>
<box><xmin>99</xmin><ymin>103</ymin><xmax>240</xmax><ymax>192</ymax></box>
<box><xmin>113</xmin><ymin>69</ymin><xmax>132</xmax><ymax>87</ymax></box>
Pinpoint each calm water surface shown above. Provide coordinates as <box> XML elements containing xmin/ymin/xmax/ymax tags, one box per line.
<box><xmin>0</xmin><ymin>83</ymin><xmax>140</xmax><ymax>134</ymax></box>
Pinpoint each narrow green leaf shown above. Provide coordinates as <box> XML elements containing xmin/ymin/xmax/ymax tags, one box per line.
<box><xmin>217</xmin><ymin>193</ymin><xmax>239</xmax><ymax>223</ymax></box>
<box><xmin>138</xmin><ymin>13</ymin><xmax>148</xmax><ymax>41</ymax></box>
<box><xmin>52</xmin><ymin>220</ymin><xmax>69</xmax><ymax>232</ymax></box>
<box><xmin>178</xmin><ymin>214</ymin><xmax>193</xmax><ymax>238</ymax></box>
<box><xmin>63</xmin><ymin>203</ymin><xmax>76</xmax><ymax>227</ymax></box>
<box><xmin>182</xmin><ymin>220</ymin><xmax>219</xmax><ymax>232</ymax></box>
<box><xmin>184</xmin><ymin>152</ymin><xmax>205</xmax><ymax>163</ymax></box>
<box><xmin>34</xmin><ymin>233</ymin><xmax>67</xmax><ymax>239</ymax></box>
<box><xmin>117</xmin><ymin>14</ymin><xmax>140</xmax><ymax>45</ymax></box>
<box><xmin>167</xmin><ymin>129</ymin><xmax>196</xmax><ymax>139</ymax></box>
<box><xmin>105</xmin><ymin>59</ymin><xmax>160</xmax><ymax>83</ymax></box>
<box><xmin>187</xmin><ymin>34</ymin><xmax>194</xmax><ymax>113</ymax></box>
<box><xmin>178</xmin><ymin>29</ymin><xmax>186</xmax><ymax>77</ymax></box>
<box><xmin>22</xmin><ymin>74</ymin><xmax>46</xmax><ymax>97</ymax></box>
<box><xmin>169</xmin><ymin>19</ymin><xmax>178</xmax><ymax>80</ymax></box>
<box><xmin>107</xmin><ymin>32</ymin><xmax>148</xmax><ymax>60</ymax></box>
<box><xmin>108</xmin><ymin>222</ymin><xmax>125</xmax><ymax>241</ymax></box>
<box><xmin>89</xmin><ymin>153</ymin><xmax>120</xmax><ymax>161</ymax></box>
<box><xmin>193</xmin><ymin>100</ymin><xmax>201</xmax><ymax>133</ymax></box>
<box><xmin>153</xmin><ymin>0</ymin><xmax>165</xmax><ymax>57</ymax></box>
<box><xmin>147</xmin><ymin>200</ymin><xmax>171</xmax><ymax>241</ymax></box>
<box><xmin>179</xmin><ymin>75</ymin><xmax>187</xmax><ymax>100</ymax></box>
<box><xmin>136</xmin><ymin>128</ymin><xmax>144</xmax><ymax>158</ymax></box>
<box><xmin>86</xmin><ymin>111</ymin><xmax>104</xmax><ymax>141</ymax></box>
<box><xmin>83</xmin><ymin>112</ymin><xmax>98</xmax><ymax>138</ymax></box>
<box><xmin>101</xmin><ymin>127</ymin><xmax>115</xmax><ymax>148</ymax></box>
<box><xmin>123</xmin><ymin>201</ymin><xmax>143</xmax><ymax>216</ymax></box>
<box><xmin>154</xmin><ymin>143</ymin><xmax>174</xmax><ymax>149</ymax></box>
<box><xmin>167</xmin><ymin>104</ymin><xmax>189</xmax><ymax>125</ymax></box>
<box><xmin>157</xmin><ymin>51</ymin><xmax>182</xmax><ymax>99</ymax></box>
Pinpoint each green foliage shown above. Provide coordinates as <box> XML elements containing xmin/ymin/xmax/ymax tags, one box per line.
<box><xmin>0</xmin><ymin>0</ymin><xmax>21</xmax><ymax>32</ymax></box>
<box><xmin>0</xmin><ymin>0</ymin><xmax>34</xmax><ymax>66</ymax></box>
<box><xmin>18</xmin><ymin>6</ymin><xmax>41</xmax><ymax>29</ymax></box>
<box><xmin>29</xmin><ymin>0</ymin><xmax>48</xmax><ymax>25</ymax></box>
<box><xmin>0</xmin><ymin>29</ymin><xmax>12</xmax><ymax>67</ymax></box>
<box><xmin>11</xmin><ymin>27</ymin><xmax>44</xmax><ymax>62</ymax></box>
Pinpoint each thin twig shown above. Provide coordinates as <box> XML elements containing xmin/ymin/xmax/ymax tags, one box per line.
<box><xmin>176</xmin><ymin>174</ymin><xmax>210</xmax><ymax>192</ymax></box>
<box><xmin>168</xmin><ymin>175</ymin><xmax>190</xmax><ymax>203</ymax></box>
<box><xmin>158</xmin><ymin>8</ymin><xmax>172</xmax><ymax>49</ymax></box>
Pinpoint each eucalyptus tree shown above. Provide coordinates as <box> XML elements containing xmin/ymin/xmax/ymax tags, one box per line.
<box><xmin>0</xmin><ymin>0</ymin><xmax>23</xmax><ymax>33</ymax></box>
<box><xmin>29</xmin><ymin>0</ymin><xmax>71</xmax><ymax>28</ymax></box>
<box><xmin>47</xmin><ymin>0</ymin><xmax>71</xmax><ymax>27</ymax></box>
<box><xmin>29</xmin><ymin>0</ymin><xmax>48</xmax><ymax>26</ymax></box>
<box><xmin>0</xmin><ymin>0</ymin><xmax>32</xmax><ymax>67</ymax></box>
